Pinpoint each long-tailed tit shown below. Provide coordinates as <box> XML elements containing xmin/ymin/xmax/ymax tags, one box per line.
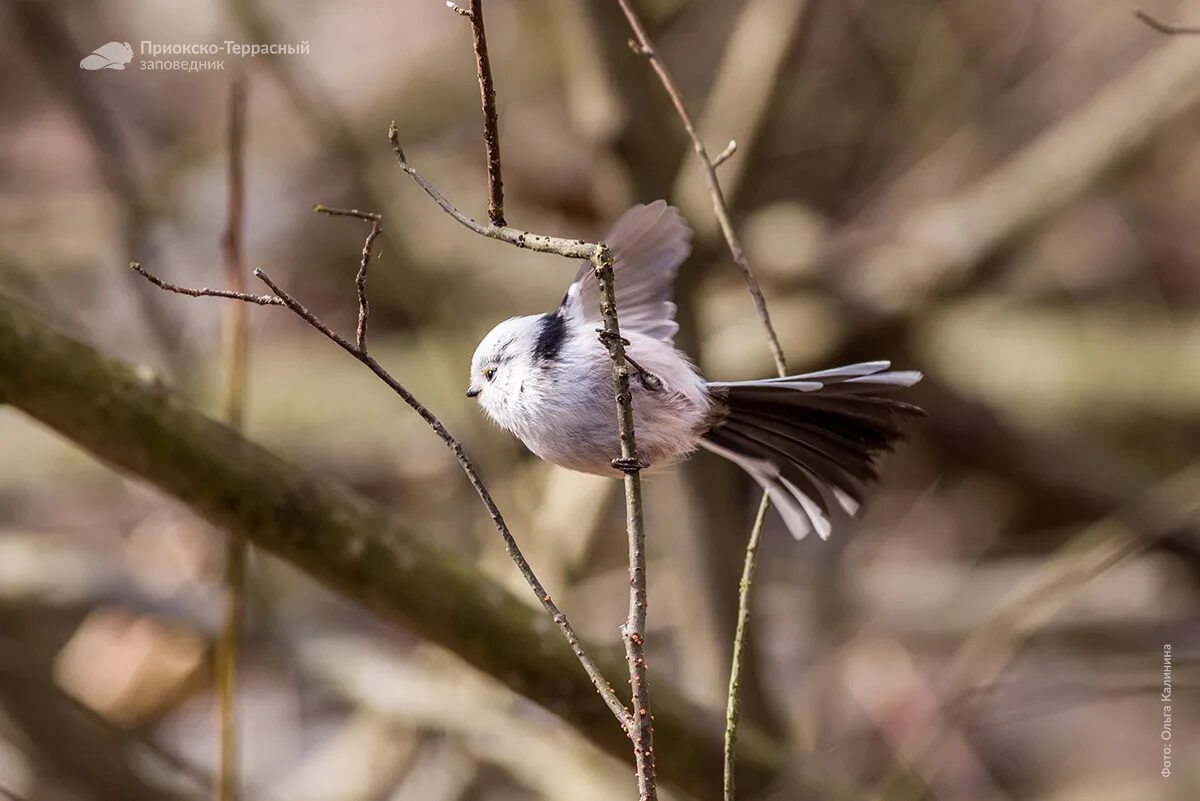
<box><xmin>467</xmin><ymin>201</ymin><xmax>922</xmax><ymax>540</ymax></box>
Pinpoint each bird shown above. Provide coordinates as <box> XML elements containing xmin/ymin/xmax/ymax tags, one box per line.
<box><xmin>466</xmin><ymin>201</ymin><xmax>922</xmax><ymax>540</ymax></box>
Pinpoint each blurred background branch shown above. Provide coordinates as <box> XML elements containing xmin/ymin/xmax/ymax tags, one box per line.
<box><xmin>0</xmin><ymin>290</ymin><xmax>800</xmax><ymax>801</ymax></box>
<box><xmin>0</xmin><ymin>1</ymin><xmax>1198</xmax><ymax>799</ymax></box>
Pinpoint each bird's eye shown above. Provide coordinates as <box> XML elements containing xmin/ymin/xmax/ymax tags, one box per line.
<box><xmin>483</xmin><ymin>367</ymin><xmax>497</xmax><ymax>382</ymax></box>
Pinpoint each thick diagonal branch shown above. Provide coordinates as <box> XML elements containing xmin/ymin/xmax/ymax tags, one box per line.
<box><xmin>0</xmin><ymin>289</ymin><xmax>813</xmax><ymax>800</ymax></box>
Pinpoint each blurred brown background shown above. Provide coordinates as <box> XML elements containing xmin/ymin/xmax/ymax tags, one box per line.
<box><xmin>0</xmin><ymin>0</ymin><xmax>1198</xmax><ymax>799</ymax></box>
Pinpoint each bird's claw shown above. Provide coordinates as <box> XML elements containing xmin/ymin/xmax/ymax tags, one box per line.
<box><xmin>595</xmin><ymin>328</ymin><xmax>631</xmax><ymax>347</ymax></box>
<box><xmin>611</xmin><ymin>456</ymin><xmax>648</xmax><ymax>473</ymax></box>
<box><xmin>627</xmin><ymin>355</ymin><xmax>663</xmax><ymax>392</ymax></box>
<box><xmin>595</xmin><ymin>330</ymin><xmax>664</xmax><ymax>392</ymax></box>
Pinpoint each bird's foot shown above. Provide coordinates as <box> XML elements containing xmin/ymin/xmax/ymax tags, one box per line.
<box><xmin>595</xmin><ymin>328</ymin><xmax>631</xmax><ymax>347</ymax></box>
<box><xmin>625</xmin><ymin>355</ymin><xmax>663</xmax><ymax>392</ymax></box>
<box><xmin>594</xmin><ymin>329</ymin><xmax>663</xmax><ymax>392</ymax></box>
<box><xmin>611</xmin><ymin>456</ymin><xmax>648</xmax><ymax>473</ymax></box>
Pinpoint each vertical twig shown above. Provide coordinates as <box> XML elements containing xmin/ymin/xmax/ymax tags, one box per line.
<box><xmin>467</xmin><ymin>0</ymin><xmax>506</xmax><ymax>226</ymax></box>
<box><xmin>215</xmin><ymin>73</ymin><xmax>248</xmax><ymax>801</ymax></box>
<box><xmin>428</xmin><ymin>8</ymin><xmax>660</xmax><ymax>791</ymax></box>
<box><xmin>594</xmin><ymin>250</ymin><xmax>658</xmax><ymax>801</ymax></box>
<box><xmin>723</xmin><ymin>493</ymin><xmax>770</xmax><ymax>801</ymax></box>
<box><xmin>389</xmin><ymin>126</ymin><xmax>661</xmax><ymax>791</ymax></box>
<box><xmin>313</xmin><ymin>204</ymin><xmax>385</xmax><ymax>352</ymax></box>
<box><xmin>616</xmin><ymin>0</ymin><xmax>786</xmax><ymax>378</ymax></box>
<box><xmin>613</xmin><ymin>4</ymin><xmax>792</xmax><ymax>798</ymax></box>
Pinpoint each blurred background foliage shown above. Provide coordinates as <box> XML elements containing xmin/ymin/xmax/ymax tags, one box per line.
<box><xmin>0</xmin><ymin>0</ymin><xmax>1198</xmax><ymax>799</ymax></box>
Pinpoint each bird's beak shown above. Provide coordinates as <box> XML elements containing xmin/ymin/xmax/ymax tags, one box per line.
<box><xmin>466</xmin><ymin>385</ymin><xmax>481</xmax><ymax>398</ymax></box>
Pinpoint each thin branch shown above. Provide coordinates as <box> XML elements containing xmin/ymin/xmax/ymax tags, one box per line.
<box><xmin>723</xmin><ymin>493</ymin><xmax>769</xmax><ymax>801</ymax></box>
<box><xmin>465</xmin><ymin>0</ymin><xmax>506</xmax><ymax>226</ymax></box>
<box><xmin>616</xmin><ymin>0</ymin><xmax>787</xmax><ymax>378</ymax></box>
<box><xmin>390</xmin><ymin>22</ymin><xmax>660</xmax><ymax>787</ymax></box>
<box><xmin>221</xmin><ymin>77</ymin><xmax>250</xmax><ymax>427</ymax></box>
<box><xmin>128</xmin><ymin>264</ymin><xmax>282</xmax><ymax>306</ymax></box>
<box><xmin>215</xmin><ymin>73</ymin><xmax>248</xmax><ymax>801</ymax></box>
<box><xmin>314</xmin><ymin>205</ymin><xmax>381</xmax><ymax>352</ymax></box>
<box><xmin>388</xmin><ymin>123</ymin><xmax>597</xmax><ymax>259</ymax></box>
<box><xmin>310</xmin><ymin>204</ymin><xmax>382</xmax><ymax>221</ymax></box>
<box><xmin>390</xmin><ymin>127</ymin><xmax>658</xmax><ymax>800</ymax></box>
<box><xmin>391</xmin><ymin>12</ymin><xmax>660</xmax><ymax>788</ymax></box>
<box><xmin>388</xmin><ymin>10</ymin><xmax>662</xmax><ymax>786</ymax></box>
<box><xmin>130</xmin><ymin>233</ymin><xmax>634</xmax><ymax>737</ymax></box>
<box><xmin>593</xmin><ymin>252</ymin><xmax>658</xmax><ymax>801</ymax></box>
<box><xmin>614</xmin><ymin>4</ymin><xmax>797</xmax><ymax>798</ymax></box>
<box><xmin>1135</xmin><ymin>7</ymin><xmax>1200</xmax><ymax>35</ymax></box>
<box><xmin>712</xmin><ymin>139</ymin><xmax>738</xmax><ymax>169</ymax></box>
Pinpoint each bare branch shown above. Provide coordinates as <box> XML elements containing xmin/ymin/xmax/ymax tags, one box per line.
<box><xmin>215</xmin><ymin>73</ymin><xmax>248</xmax><ymax>801</ymax></box>
<box><xmin>391</xmin><ymin>9</ymin><xmax>661</xmax><ymax>790</ymax></box>
<box><xmin>388</xmin><ymin>123</ymin><xmax>597</xmax><ymax>259</ymax></box>
<box><xmin>129</xmin><ymin>263</ymin><xmax>283</xmax><ymax>306</ymax></box>
<box><xmin>1135</xmin><ymin>7</ymin><xmax>1200</xmax><ymax>35</ymax></box>
<box><xmin>616</xmin><ymin>0</ymin><xmax>787</xmax><ymax>379</ymax></box>
<box><xmin>0</xmin><ymin>288</ymin><xmax>807</xmax><ymax>801</ymax></box>
<box><xmin>464</xmin><ymin>0</ymin><xmax>506</xmax><ymax>226</ymax></box>
<box><xmin>311</xmin><ymin>204</ymin><xmax>382</xmax><ymax>221</ymax></box>
<box><xmin>613</xmin><ymin>4</ymin><xmax>803</xmax><ymax>798</ymax></box>
<box><xmin>131</xmin><ymin>231</ymin><xmax>634</xmax><ymax>737</ymax></box>
<box><xmin>314</xmin><ymin>205</ymin><xmax>381</xmax><ymax>352</ymax></box>
<box><xmin>712</xmin><ymin>139</ymin><xmax>738</xmax><ymax>169</ymax></box>
<box><xmin>594</xmin><ymin>256</ymin><xmax>658</xmax><ymax>800</ymax></box>
<box><xmin>723</xmin><ymin>493</ymin><xmax>770</xmax><ymax>801</ymax></box>
<box><xmin>391</xmin><ymin>127</ymin><xmax>659</xmax><ymax>801</ymax></box>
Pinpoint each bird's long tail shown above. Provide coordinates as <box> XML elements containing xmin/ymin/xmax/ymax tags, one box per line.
<box><xmin>700</xmin><ymin>361</ymin><xmax>923</xmax><ymax>540</ymax></box>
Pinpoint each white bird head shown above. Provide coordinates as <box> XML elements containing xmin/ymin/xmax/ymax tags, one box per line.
<box><xmin>467</xmin><ymin>314</ymin><xmax>553</xmax><ymax>429</ymax></box>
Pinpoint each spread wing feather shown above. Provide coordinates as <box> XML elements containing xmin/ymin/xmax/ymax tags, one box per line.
<box><xmin>561</xmin><ymin>201</ymin><xmax>693</xmax><ymax>345</ymax></box>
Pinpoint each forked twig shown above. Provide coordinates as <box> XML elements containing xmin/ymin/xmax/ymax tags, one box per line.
<box><xmin>388</xmin><ymin>124</ymin><xmax>597</xmax><ymax>259</ymax></box>
<box><xmin>313</xmin><ymin>204</ymin><xmax>381</xmax><ymax>351</ymax></box>
<box><xmin>712</xmin><ymin>139</ymin><xmax>738</xmax><ymax>169</ymax></box>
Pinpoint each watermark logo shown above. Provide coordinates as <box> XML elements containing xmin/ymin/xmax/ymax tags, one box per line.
<box><xmin>79</xmin><ymin>40</ymin><xmax>309</xmax><ymax>73</ymax></box>
<box><xmin>1161</xmin><ymin>643</ymin><xmax>1174</xmax><ymax>777</ymax></box>
<box><xmin>80</xmin><ymin>41</ymin><xmax>134</xmax><ymax>71</ymax></box>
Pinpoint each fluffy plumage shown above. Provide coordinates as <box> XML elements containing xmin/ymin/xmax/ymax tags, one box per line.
<box><xmin>468</xmin><ymin>201</ymin><xmax>923</xmax><ymax>540</ymax></box>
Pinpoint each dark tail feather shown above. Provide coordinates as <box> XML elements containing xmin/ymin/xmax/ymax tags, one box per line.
<box><xmin>701</xmin><ymin>361</ymin><xmax>923</xmax><ymax>540</ymax></box>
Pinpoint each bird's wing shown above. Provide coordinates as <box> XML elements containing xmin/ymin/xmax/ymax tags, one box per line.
<box><xmin>561</xmin><ymin>201</ymin><xmax>692</xmax><ymax>345</ymax></box>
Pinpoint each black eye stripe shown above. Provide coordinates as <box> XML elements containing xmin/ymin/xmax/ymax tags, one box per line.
<box><xmin>534</xmin><ymin>311</ymin><xmax>567</xmax><ymax>361</ymax></box>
